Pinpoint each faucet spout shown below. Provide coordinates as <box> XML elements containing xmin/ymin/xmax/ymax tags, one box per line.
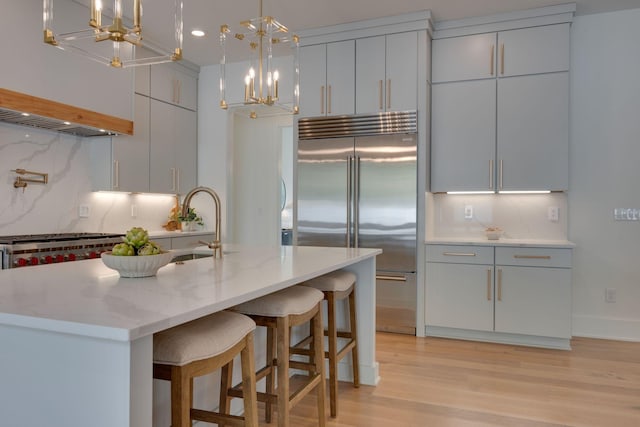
<box><xmin>182</xmin><ymin>186</ymin><xmax>223</xmax><ymax>258</ymax></box>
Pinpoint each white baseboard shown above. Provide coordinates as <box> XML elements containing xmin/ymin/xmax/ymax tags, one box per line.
<box><xmin>572</xmin><ymin>315</ymin><xmax>640</xmax><ymax>342</ymax></box>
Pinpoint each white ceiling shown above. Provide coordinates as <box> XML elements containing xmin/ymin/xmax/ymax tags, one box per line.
<box><xmin>145</xmin><ymin>0</ymin><xmax>639</xmax><ymax>66</ymax></box>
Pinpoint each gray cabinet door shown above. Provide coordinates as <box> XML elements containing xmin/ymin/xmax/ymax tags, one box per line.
<box><xmin>431</xmin><ymin>79</ymin><xmax>497</xmax><ymax>192</ymax></box>
<box><xmin>497</xmin><ymin>72</ymin><xmax>569</xmax><ymax>191</ymax></box>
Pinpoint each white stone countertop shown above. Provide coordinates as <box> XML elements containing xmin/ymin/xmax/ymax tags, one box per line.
<box><xmin>0</xmin><ymin>245</ymin><xmax>381</xmax><ymax>342</ymax></box>
<box><xmin>425</xmin><ymin>237</ymin><xmax>575</xmax><ymax>248</ymax></box>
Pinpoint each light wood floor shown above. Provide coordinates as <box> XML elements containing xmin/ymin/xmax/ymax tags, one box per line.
<box><xmin>268</xmin><ymin>333</ymin><xmax>640</xmax><ymax>427</ymax></box>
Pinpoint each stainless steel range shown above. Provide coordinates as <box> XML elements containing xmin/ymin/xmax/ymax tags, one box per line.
<box><xmin>0</xmin><ymin>233</ymin><xmax>124</xmax><ymax>269</ymax></box>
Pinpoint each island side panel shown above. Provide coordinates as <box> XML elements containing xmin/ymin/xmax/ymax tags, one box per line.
<box><xmin>343</xmin><ymin>254</ymin><xmax>380</xmax><ymax>385</ymax></box>
<box><xmin>0</xmin><ymin>324</ymin><xmax>150</xmax><ymax>427</ymax></box>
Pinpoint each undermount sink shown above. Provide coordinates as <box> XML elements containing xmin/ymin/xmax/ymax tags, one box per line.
<box><xmin>171</xmin><ymin>253</ymin><xmax>213</xmax><ymax>263</ymax></box>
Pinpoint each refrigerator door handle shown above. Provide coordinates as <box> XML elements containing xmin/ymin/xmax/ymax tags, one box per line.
<box><xmin>354</xmin><ymin>156</ymin><xmax>361</xmax><ymax>248</ymax></box>
<box><xmin>346</xmin><ymin>156</ymin><xmax>353</xmax><ymax>248</ymax></box>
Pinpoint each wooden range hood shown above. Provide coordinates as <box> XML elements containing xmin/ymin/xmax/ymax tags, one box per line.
<box><xmin>0</xmin><ymin>88</ymin><xmax>133</xmax><ymax>137</ymax></box>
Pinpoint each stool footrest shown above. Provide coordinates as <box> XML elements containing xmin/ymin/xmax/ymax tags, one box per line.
<box><xmin>191</xmin><ymin>408</ymin><xmax>246</xmax><ymax>427</ymax></box>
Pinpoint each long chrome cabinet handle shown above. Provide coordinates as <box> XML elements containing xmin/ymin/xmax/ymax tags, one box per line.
<box><xmin>514</xmin><ymin>255</ymin><xmax>552</xmax><ymax>260</ymax></box>
<box><xmin>346</xmin><ymin>156</ymin><xmax>353</xmax><ymax>248</ymax></box>
<box><xmin>378</xmin><ymin>80</ymin><xmax>383</xmax><ymax>110</ymax></box>
<box><xmin>486</xmin><ymin>269</ymin><xmax>492</xmax><ymax>301</ymax></box>
<box><xmin>320</xmin><ymin>86</ymin><xmax>325</xmax><ymax>115</ymax></box>
<box><xmin>443</xmin><ymin>252</ymin><xmax>476</xmax><ymax>257</ymax></box>
<box><xmin>497</xmin><ymin>268</ymin><xmax>503</xmax><ymax>301</ymax></box>
<box><xmin>354</xmin><ymin>156</ymin><xmax>360</xmax><ymax>248</ymax></box>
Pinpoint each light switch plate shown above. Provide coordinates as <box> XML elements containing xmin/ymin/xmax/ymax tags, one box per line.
<box><xmin>464</xmin><ymin>205</ymin><xmax>473</xmax><ymax>220</ymax></box>
<box><xmin>614</xmin><ymin>208</ymin><xmax>640</xmax><ymax>221</ymax></box>
<box><xmin>78</xmin><ymin>205</ymin><xmax>90</xmax><ymax>218</ymax></box>
<box><xmin>548</xmin><ymin>206</ymin><xmax>559</xmax><ymax>222</ymax></box>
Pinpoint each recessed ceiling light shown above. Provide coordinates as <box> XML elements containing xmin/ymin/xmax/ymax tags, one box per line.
<box><xmin>21</xmin><ymin>112</ymin><xmax>30</xmax><ymax>117</ymax></box>
<box><xmin>63</xmin><ymin>121</ymin><xmax>71</xmax><ymax>125</ymax></box>
<box><xmin>191</xmin><ymin>29</ymin><xmax>205</xmax><ymax>37</ymax></box>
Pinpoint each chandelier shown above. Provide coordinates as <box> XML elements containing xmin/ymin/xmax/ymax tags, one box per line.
<box><xmin>43</xmin><ymin>0</ymin><xmax>184</xmax><ymax>68</ymax></box>
<box><xmin>219</xmin><ymin>0</ymin><xmax>299</xmax><ymax>118</ymax></box>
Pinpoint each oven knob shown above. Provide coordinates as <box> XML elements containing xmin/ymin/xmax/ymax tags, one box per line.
<box><xmin>30</xmin><ymin>257</ymin><xmax>39</xmax><ymax>265</ymax></box>
<box><xmin>67</xmin><ymin>253</ymin><xmax>77</xmax><ymax>261</ymax></box>
<box><xmin>88</xmin><ymin>251</ymin><xmax>98</xmax><ymax>259</ymax></box>
<box><xmin>15</xmin><ymin>258</ymin><xmax>28</xmax><ymax>267</ymax></box>
<box><xmin>55</xmin><ymin>254</ymin><xmax>65</xmax><ymax>263</ymax></box>
<box><xmin>42</xmin><ymin>255</ymin><xmax>54</xmax><ymax>264</ymax></box>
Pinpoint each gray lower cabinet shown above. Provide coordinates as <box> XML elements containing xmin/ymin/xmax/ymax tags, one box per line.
<box><xmin>425</xmin><ymin>244</ymin><xmax>572</xmax><ymax>349</ymax></box>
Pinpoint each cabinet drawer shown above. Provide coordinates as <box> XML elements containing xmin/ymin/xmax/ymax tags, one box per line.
<box><xmin>495</xmin><ymin>247</ymin><xmax>572</xmax><ymax>268</ymax></box>
<box><xmin>426</xmin><ymin>245</ymin><xmax>493</xmax><ymax>264</ymax></box>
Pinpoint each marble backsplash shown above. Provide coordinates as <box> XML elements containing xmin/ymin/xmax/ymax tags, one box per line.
<box><xmin>427</xmin><ymin>192</ymin><xmax>569</xmax><ymax>241</ymax></box>
<box><xmin>0</xmin><ymin>123</ymin><xmax>176</xmax><ymax>236</ymax></box>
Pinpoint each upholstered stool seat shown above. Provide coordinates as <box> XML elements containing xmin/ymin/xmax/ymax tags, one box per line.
<box><xmin>153</xmin><ymin>310</ymin><xmax>258</xmax><ymax>427</ymax></box>
<box><xmin>226</xmin><ymin>285</ymin><xmax>326</xmax><ymax>427</ymax></box>
<box><xmin>303</xmin><ymin>270</ymin><xmax>359</xmax><ymax>417</ymax></box>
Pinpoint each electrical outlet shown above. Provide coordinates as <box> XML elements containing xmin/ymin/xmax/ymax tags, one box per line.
<box><xmin>548</xmin><ymin>206</ymin><xmax>559</xmax><ymax>222</ymax></box>
<box><xmin>131</xmin><ymin>204</ymin><xmax>138</xmax><ymax>218</ymax></box>
<box><xmin>78</xmin><ymin>205</ymin><xmax>90</xmax><ymax>218</ymax></box>
<box><xmin>464</xmin><ymin>205</ymin><xmax>473</xmax><ymax>220</ymax></box>
<box><xmin>605</xmin><ymin>288</ymin><xmax>617</xmax><ymax>303</ymax></box>
<box><xmin>614</xmin><ymin>208</ymin><xmax>640</xmax><ymax>221</ymax></box>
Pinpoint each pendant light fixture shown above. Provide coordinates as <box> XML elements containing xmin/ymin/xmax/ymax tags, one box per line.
<box><xmin>219</xmin><ymin>0</ymin><xmax>300</xmax><ymax>118</ymax></box>
<box><xmin>43</xmin><ymin>0</ymin><xmax>184</xmax><ymax>68</ymax></box>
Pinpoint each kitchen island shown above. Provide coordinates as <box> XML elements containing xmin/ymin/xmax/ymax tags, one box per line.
<box><xmin>0</xmin><ymin>245</ymin><xmax>381</xmax><ymax>427</ymax></box>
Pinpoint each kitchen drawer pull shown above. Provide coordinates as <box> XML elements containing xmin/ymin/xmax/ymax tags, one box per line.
<box><xmin>442</xmin><ymin>252</ymin><xmax>476</xmax><ymax>257</ymax></box>
<box><xmin>500</xmin><ymin>43</ymin><xmax>505</xmax><ymax>75</ymax></box>
<box><xmin>328</xmin><ymin>85</ymin><xmax>332</xmax><ymax>114</ymax></box>
<box><xmin>514</xmin><ymin>255</ymin><xmax>552</xmax><ymax>260</ymax></box>
<box><xmin>378</xmin><ymin>80</ymin><xmax>383</xmax><ymax>110</ymax></box>
<box><xmin>497</xmin><ymin>268</ymin><xmax>503</xmax><ymax>301</ymax></box>
<box><xmin>377</xmin><ymin>274</ymin><xmax>407</xmax><ymax>282</ymax></box>
<box><xmin>499</xmin><ymin>159</ymin><xmax>504</xmax><ymax>189</ymax></box>
<box><xmin>486</xmin><ymin>269</ymin><xmax>491</xmax><ymax>301</ymax></box>
<box><xmin>320</xmin><ymin>86</ymin><xmax>325</xmax><ymax>114</ymax></box>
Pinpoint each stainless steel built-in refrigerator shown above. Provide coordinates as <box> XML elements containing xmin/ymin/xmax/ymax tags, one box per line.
<box><xmin>296</xmin><ymin>111</ymin><xmax>417</xmax><ymax>334</ymax></box>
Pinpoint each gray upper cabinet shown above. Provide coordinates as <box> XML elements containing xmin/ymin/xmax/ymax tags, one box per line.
<box><xmin>432</xmin><ymin>32</ymin><xmax>497</xmax><ymax>83</ymax></box>
<box><xmin>497</xmin><ymin>24</ymin><xmax>570</xmax><ymax>77</ymax></box>
<box><xmin>356</xmin><ymin>32</ymin><xmax>419</xmax><ymax>114</ymax></box>
<box><xmin>431</xmin><ymin>23</ymin><xmax>570</xmax><ymax>192</ymax></box>
<box><xmin>111</xmin><ymin>94</ymin><xmax>151</xmax><ymax>193</ymax></box>
<box><xmin>299</xmin><ymin>40</ymin><xmax>355</xmax><ymax>117</ymax></box>
<box><xmin>149</xmin><ymin>63</ymin><xmax>198</xmax><ymax>111</ymax></box>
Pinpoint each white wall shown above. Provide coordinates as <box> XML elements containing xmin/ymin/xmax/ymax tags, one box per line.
<box><xmin>568</xmin><ymin>9</ymin><xmax>640</xmax><ymax>341</ymax></box>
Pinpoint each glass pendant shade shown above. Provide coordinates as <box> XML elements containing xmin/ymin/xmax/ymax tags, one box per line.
<box><xmin>219</xmin><ymin>0</ymin><xmax>300</xmax><ymax>118</ymax></box>
<box><xmin>43</xmin><ymin>0</ymin><xmax>183</xmax><ymax>68</ymax></box>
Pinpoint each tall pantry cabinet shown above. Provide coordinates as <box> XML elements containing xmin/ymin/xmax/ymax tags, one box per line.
<box><xmin>430</xmin><ymin>22</ymin><xmax>570</xmax><ymax>192</ymax></box>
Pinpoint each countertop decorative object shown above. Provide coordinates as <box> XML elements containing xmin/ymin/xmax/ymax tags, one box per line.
<box><xmin>101</xmin><ymin>251</ymin><xmax>173</xmax><ymax>278</ymax></box>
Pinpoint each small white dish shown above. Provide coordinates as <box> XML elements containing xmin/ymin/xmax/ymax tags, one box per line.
<box><xmin>101</xmin><ymin>251</ymin><xmax>173</xmax><ymax>278</ymax></box>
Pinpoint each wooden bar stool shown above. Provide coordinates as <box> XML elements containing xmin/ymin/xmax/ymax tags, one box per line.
<box><xmin>153</xmin><ymin>311</ymin><xmax>259</xmax><ymax>427</ymax></box>
<box><xmin>303</xmin><ymin>270</ymin><xmax>359</xmax><ymax>417</ymax></box>
<box><xmin>227</xmin><ymin>285</ymin><xmax>326</xmax><ymax>427</ymax></box>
